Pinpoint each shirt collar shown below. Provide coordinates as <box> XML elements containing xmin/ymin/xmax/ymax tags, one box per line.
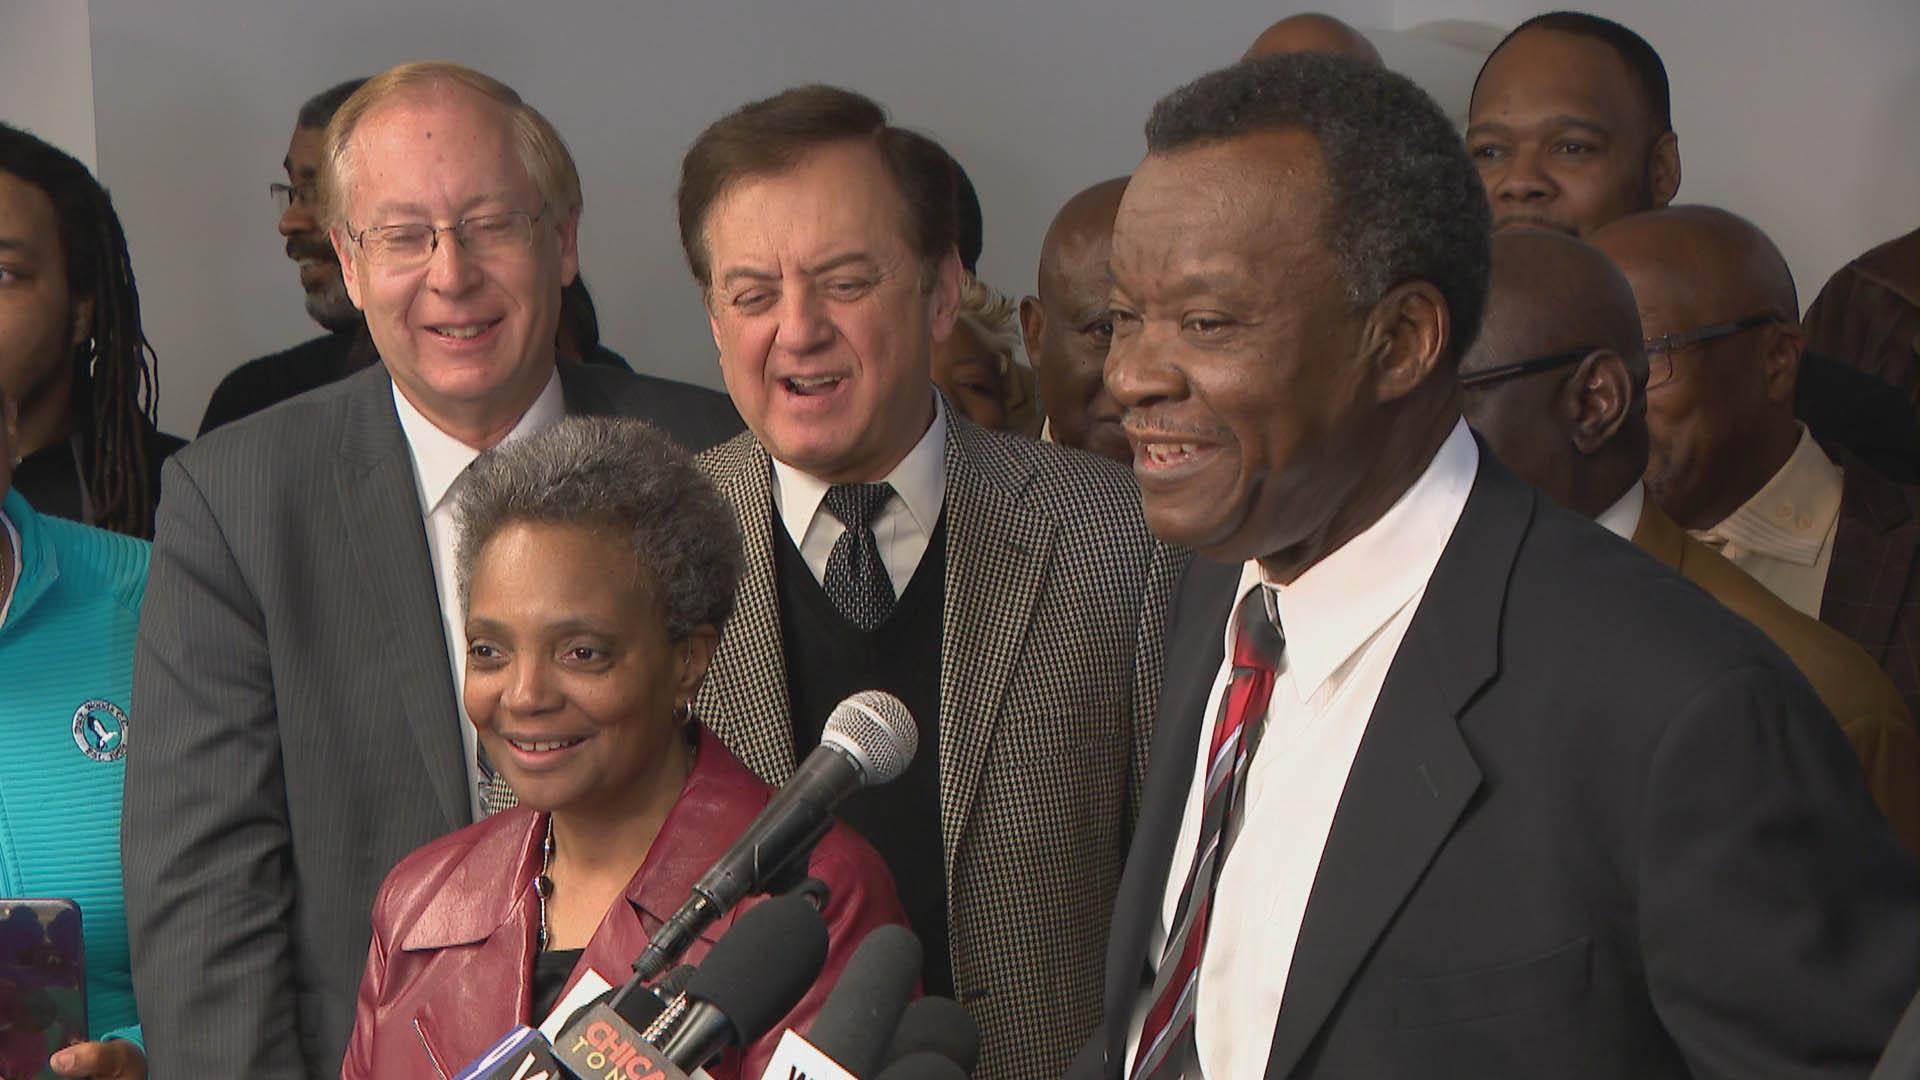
<box><xmin>392</xmin><ymin>369</ymin><xmax>567</xmax><ymax>514</ymax></box>
<box><xmin>1234</xmin><ymin>418</ymin><xmax>1479</xmax><ymax>701</ymax></box>
<box><xmin>1698</xmin><ymin>424</ymin><xmax>1843</xmax><ymax>565</ymax></box>
<box><xmin>0</xmin><ymin>489</ymin><xmax>55</xmax><ymax>637</ymax></box>
<box><xmin>1594</xmin><ymin>481</ymin><xmax>1647</xmax><ymax>542</ymax></box>
<box><xmin>771</xmin><ymin>387</ymin><xmax>948</xmax><ymax>539</ymax></box>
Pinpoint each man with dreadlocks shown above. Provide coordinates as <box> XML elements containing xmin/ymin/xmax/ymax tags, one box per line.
<box><xmin>0</xmin><ymin>123</ymin><xmax>184</xmax><ymax>540</ymax></box>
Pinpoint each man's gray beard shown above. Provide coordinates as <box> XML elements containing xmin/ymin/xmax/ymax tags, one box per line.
<box><xmin>305</xmin><ymin>277</ymin><xmax>363</xmax><ymax>334</ymax></box>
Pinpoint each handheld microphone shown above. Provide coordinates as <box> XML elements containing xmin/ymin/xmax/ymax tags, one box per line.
<box><xmin>648</xmin><ymin>883</ymin><xmax>829</xmax><ymax>1068</ymax></box>
<box><xmin>875</xmin><ymin>1050</ymin><xmax>970</xmax><ymax>1080</ymax></box>
<box><xmin>883</xmin><ymin>996</ymin><xmax>980</xmax><ymax>1076</ymax></box>
<box><xmin>633</xmin><ymin>691</ymin><xmax>916</xmax><ymax>980</ymax></box>
<box><xmin>652</xmin><ymin>891</ymin><xmax>831</xmax><ymax>1071</ymax></box>
<box><xmin>802</xmin><ymin>924</ymin><xmax>924</xmax><ymax>1078</ymax></box>
<box><xmin>568</xmin><ymin>962</ymin><xmax>697</xmax><ymax>1043</ymax></box>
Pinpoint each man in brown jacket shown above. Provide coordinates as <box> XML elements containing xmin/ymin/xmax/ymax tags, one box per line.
<box><xmin>1461</xmin><ymin>228</ymin><xmax>1918</xmax><ymax>854</ymax></box>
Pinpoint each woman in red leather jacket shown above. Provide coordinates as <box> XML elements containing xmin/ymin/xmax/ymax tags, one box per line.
<box><xmin>340</xmin><ymin>417</ymin><xmax>907</xmax><ymax>1080</ymax></box>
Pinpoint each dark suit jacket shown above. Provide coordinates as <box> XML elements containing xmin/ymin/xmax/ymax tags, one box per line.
<box><xmin>695</xmin><ymin>406</ymin><xmax>1187</xmax><ymax>1080</ymax></box>
<box><xmin>1076</xmin><ymin>453</ymin><xmax>1920</xmax><ymax>1080</ymax></box>
<box><xmin>124</xmin><ymin>362</ymin><xmax>740</xmax><ymax>1080</ymax></box>
<box><xmin>1823</xmin><ymin>448</ymin><xmax>1920</xmax><ymax>716</ymax></box>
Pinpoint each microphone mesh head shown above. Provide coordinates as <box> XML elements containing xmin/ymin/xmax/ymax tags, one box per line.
<box><xmin>822</xmin><ymin>690</ymin><xmax>918</xmax><ymax>784</ymax></box>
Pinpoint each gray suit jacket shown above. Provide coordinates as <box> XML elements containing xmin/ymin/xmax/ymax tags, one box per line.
<box><xmin>124</xmin><ymin>362</ymin><xmax>740</xmax><ymax>1080</ymax></box>
<box><xmin>695</xmin><ymin>405</ymin><xmax>1186</xmax><ymax>1080</ymax></box>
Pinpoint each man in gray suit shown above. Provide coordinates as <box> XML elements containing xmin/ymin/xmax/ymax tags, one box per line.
<box><xmin>123</xmin><ymin>62</ymin><xmax>739</xmax><ymax>1080</ymax></box>
<box><xmin>676</xmin><ymin>85</ymin><xmax>1184</xmax><ymax>1080</ymax></box>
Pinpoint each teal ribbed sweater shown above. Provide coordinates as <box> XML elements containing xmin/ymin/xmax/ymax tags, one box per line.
<box><xmin>0</xmin><ymin>488</ymin><xmax>145</xmax><ymax>1050</ymax></box>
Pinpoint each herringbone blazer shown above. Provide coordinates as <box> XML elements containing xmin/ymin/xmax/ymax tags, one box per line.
<box><xmin>695</xmin><ymin>404</ymin><xmax>1186</xmax><ymax>1080</ymax></box>
<box><xmin>124</xmin><ymin>363</ymin><xmax>740</xmax><ymax>1080</ymax></box>
<box><xmin>1822</xmin><ymin>447</ymin><xmax>1920</xmax><ymax>715</ymax></box>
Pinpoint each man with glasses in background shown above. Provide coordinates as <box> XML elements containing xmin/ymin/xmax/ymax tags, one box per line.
<box><xmin>1460</xmin><ymin>228</ymin><xmax>1918</xmax><ymax>852</ymax></box>
<box><xmin>199</xmin><ymin>78</ymin><xmax>373</xmax><ymax>434</ymax></box>
<box><xmin>1594</xmin><ymin>205</ymin><xmax>1920</xmax><ymax>713</ymax></box>
<box><xmin>124</xmin><ymin>61</ymin><xmax>739</xmax><ymax>1080</ymax></box>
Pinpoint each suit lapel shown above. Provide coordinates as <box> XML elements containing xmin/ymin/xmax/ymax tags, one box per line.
<box><xmin>333</xmin><ymin>368</ymin><xmax>470</xmax><ymax>830</ymax></box>
<box><xmin>1099</xmin><ymin>557</ymin><xmax>1240</xmax><ymax>1076</ymax></box>
<box><xmin>698</xmin><ymin>434</ymin><xmax>800</xmax><ymax>782</ymax></box>
<box><xmin>1261</xmin><ymin>458</ymin><xmax>1528</xmax><ymax>1079</ymax></box>
<box><xmin>938</xmin><ymin>414</ymin><xmax>1056</xmax><ymax>871</ymax></box>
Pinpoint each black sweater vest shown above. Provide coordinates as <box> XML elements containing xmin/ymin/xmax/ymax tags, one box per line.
<box><xmin>774</xmin><ymin>511</ymin><xmax>952</xmax><ymax>995</ymax></box>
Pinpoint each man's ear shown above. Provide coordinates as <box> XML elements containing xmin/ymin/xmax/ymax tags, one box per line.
<box><xmin>67</xmin><ymin>296</ymin><xmax>95</xmax><ymax>352</ymax></box>
<box><xmin>928</xmin><ymin>248</ymin><xmax>965</xmax><ymax>345</ymax></box>
<box><xmin>1364</xmin><ymin>280</ymin><xmax>1449</xmax><ymax>404</ymax></box>
<box><xmin>1560</xmin><ymin>349</ymin><xmax>1632</xmax><ymax>455</ymax></box>
<box><xmin>1761</xmin><ymin>321</ymin><xmax>1804</xmax><ymax>405</ymax></box>
<box><xmin>1648</xmin><ymin>130</ymin><xmax>1681</xmax><ymax>208</ymax></box>
<box><xmin>555</xmin><ymin>206</ymin><xmax>582</xmax><ymax>288</ymax></box>
<box><xmin>332</xmin><ymin>227</ymin><xmax>365</xmax><ymax>310</ymax></box>
<box><xmin>1018</xmin><ymin>295</ymin><xmax>1045</xmax><ymax>365</ymax></box>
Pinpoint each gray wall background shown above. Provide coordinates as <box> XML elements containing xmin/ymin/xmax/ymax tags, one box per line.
<box><xmin>5</xmin><ymin>0</ymin><xmax>1911</xmax><ymax>435</ymax></box>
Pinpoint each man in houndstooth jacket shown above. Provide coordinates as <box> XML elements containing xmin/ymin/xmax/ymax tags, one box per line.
<box><xmin>673</xmin><ymin>84</ymin><xmax>1184</xmax><ymax>1080</ymax></box>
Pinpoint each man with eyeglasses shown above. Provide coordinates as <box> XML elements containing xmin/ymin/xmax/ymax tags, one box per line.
<box><xmin>123</xmin><ymin>62</ymin><xmax>740</xmax><ymax>1080</ymax></box>
<box><xmin>198</xmin><ymin>79</ymin><xmax>373</xmax><ymax>435</ymax></box>
<box><xmin>1461</xmin><ymin>228</ymin><xmax>1918</xmax><ymax>852</ymax></box>
<box><xmin>1595</xmin><ymin>204</ymin><xmax>1920</xmax><ymax>714</ymax></box>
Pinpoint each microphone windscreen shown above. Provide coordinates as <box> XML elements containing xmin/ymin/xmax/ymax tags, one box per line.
<box><xmin>885</xmin><ymin>996</ymin><xmax>980</xmax><ymax>1075</ymax></box>
<box><xmin>685</xmin><ymin>892</ymin><xmax>829</xmax><ymax>1044</ymax></box>
<box><xmin>805</xmin><ymin>924</ymin><xmax>923</xmax><ymax>1076</ymax></box>
<box><xmin>823</xmin><ymin>690</ymin><xmax>917</xmax><ymax>783</ymax></box>
<box><xmin>874</xmin><ymin>1050</ymin><xmax>970</xmax><ymax>1080</ymax></box>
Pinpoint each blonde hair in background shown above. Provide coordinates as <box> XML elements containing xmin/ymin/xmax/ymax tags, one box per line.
<box><xmin>956</xmin><ymin>274</ymin><xmax>1020</xmax><ymax>365</ymax></box>
<box><xmin>955</xmin><ymin>274</ymin><xmax>1043</xmax><ymax>436</ymax></box>
<box><xmin>318</xmin><ymin>61</ymin><xmax>584</xmax><ymax>233</ymax></box>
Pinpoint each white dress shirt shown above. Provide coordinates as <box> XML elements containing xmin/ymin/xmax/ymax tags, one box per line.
<box><xmin>392</xmin><ymin>371</ymin><xmax>567</xmax><ymax>820</ymax></box>
<box><xmin>1692</xmin><ymin>424</ymin><xmax>1842</xmax><ymax>617</ymax></box>
<box><xmin>1126</xmin><ymin>419</ymin><xmax>1478</xmax><ymax>1079</ymax></box>
<box><xmin>1594</xmin><ymin>481</ymin><xmax>1647</xmax><ymax>542</ymax></box>
<box><xmin>771</xmin><ymin>397</ymin><xmax>947</xmax><ymax>594</ymax></box>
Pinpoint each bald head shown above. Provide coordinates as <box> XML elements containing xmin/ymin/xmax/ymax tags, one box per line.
<box><xmin>1590</xmin><ymin>206</ymin><xmax>1805</xmax><ymax>530</ymax></box>
<box><xmin>1242</xmin><ymin>13</ymin><xmax>1383</xmax><ymax>65</ymax></box>
<box><xmin>1023</xmin><ymin>177</ymin><xmax>1130</xmax><ymax>464</ymax></box>
<box><xmin>1590</xmin><ymin>205</ymin><xmax>1798</xmax><ymax>322</ymax></box>
<box><xmin>1460</xmin><ymin>230</ymin><xmax>1649</xmax><ymax>517</ymax></box>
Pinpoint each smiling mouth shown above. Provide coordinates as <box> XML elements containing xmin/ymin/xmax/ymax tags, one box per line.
<box><xmin>1140</xmin><ymin>443</ymin><xmax>1201</xmax><ymax>466</ymax></box>
<box><xmin>782</xmin><ymin>375</ymin><xmax>845</xmax><ymax>395</ymax></box>
<box><xmin>506</xmin><ymin>735</ymin><xmax>587</xmax><ymax>754</ymax></box>
<box><xmin>428</xmin><ymin>320</ymin><xmax>501</xmax><ymax>341</ymax></box>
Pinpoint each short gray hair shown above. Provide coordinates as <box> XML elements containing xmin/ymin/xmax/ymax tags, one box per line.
<box><xmin>455</xmin><ymin>417</ymin><xmax>742</xmax><ymax>639</ymax></box>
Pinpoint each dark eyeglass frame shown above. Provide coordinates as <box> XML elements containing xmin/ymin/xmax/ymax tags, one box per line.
<box><xmin>270</xmin><ymin>181</ymin><xmax>319</xmax><ymax>212</ymax></box>
<box><xmin>1459</xmin><ymin>346</ymin><xmax>1596</xmax><ymax>390</ymax></box>
<box><xmin>1642</xmin><ymin>313</ymin><xmax>1784</xmax><ymax>355</ymax></box>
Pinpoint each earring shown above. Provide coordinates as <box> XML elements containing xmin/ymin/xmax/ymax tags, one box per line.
<box><xmin>673</xmin><ymin>701</ymin><xmax>694</xmax><ymax>726</ymax></box>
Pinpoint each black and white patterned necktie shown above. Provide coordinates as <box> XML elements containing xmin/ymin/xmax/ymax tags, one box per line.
<box><xmin>822</xmin><ymin>482</ymin><xmax>898</xmax><ymax>631</ymax></box>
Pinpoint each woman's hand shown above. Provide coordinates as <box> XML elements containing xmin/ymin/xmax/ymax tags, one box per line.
<box><xmin>47</xmin><ymin>1040</ymin><xmax>147</xmax><ymax>1080</ymax></box>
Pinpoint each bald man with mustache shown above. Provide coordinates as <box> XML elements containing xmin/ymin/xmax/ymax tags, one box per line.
<box><xmin>1596</xmin><ymin>205</ymin><xmax>1920</xmax><ymax>713</ymax></box>
<box><xmin>1022</xmin><ymin>177</ymin><xmax>1131</xmax><ymax>464</ymax></box>
<box><xmin>1461</xmin><ymin>228</ymin><xmax>1918</xmax><ymax>853</ymax></box>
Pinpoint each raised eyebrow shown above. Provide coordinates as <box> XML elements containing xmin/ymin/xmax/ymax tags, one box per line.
<box><xmin>802</xmin><ymin>252</ymin><xmax>881</xmax><ymax>277</ymax></box>
<box><xmin>719</xmin><ymin>267</ymin><xmax>780</xmax><ymax>290</ymax></box>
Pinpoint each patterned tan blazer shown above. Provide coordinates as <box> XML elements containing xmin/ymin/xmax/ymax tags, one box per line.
<box><xmin>695</xmin><ymin>404</ymin><xmax>1186</xmax><ymax>1080</ymax></box>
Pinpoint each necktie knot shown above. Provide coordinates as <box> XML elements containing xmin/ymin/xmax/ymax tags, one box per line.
<box><xmin>1232</xmin><ymin>586</ymin><xmax>1285</xmax><ymax>674</ymax></box>
<box><xmin>824</xmin><ymin>482</ymin><xmax>896</xmax><ymax>530</ymax></box>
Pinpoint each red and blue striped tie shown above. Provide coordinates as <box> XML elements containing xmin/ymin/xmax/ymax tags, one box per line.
<box><xmin>1131</xmin><ymin>587</ymin><xmax>1283</xmax><ymax>1079</ymax></box>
